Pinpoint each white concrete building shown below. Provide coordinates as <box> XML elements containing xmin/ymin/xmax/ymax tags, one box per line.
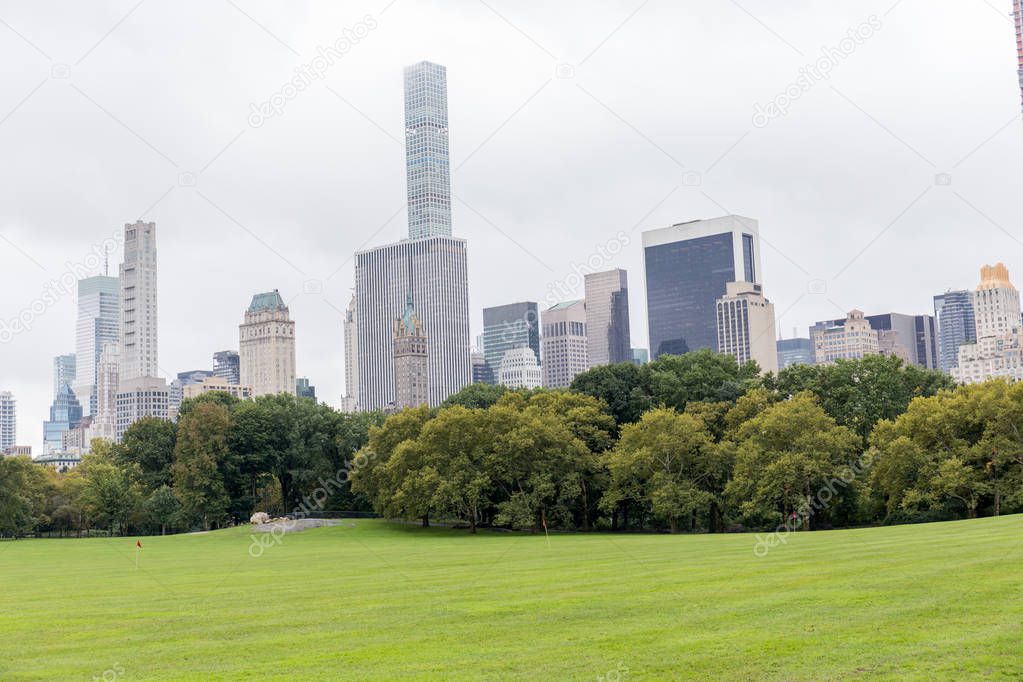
<box><xmin>115</xmin><ymin>376</ymin><xmax>169</xmax><ymax>440</ymax></box>
<box><xmin>239</xmin><ymin>290</ymin><xmax>296</xmax><ymax>397</ymax></box>
<box><xmin>498</xmin><ymin>346</ymin><xmax>543</xmax><ymax>390</ymax></box>
<box><xmin>541</xmin><ymin>300</ymin><xmax>589</xmax><ymax>388</ymax></box>
<box><xmin>811</xmin><ymin>310</ymin><xmax>880</xmax><ymax>365</ymax></box>
<box><xmin>182</xmin><ymin>376</ymin><xmax>253</xmax><ymax>401</ymax></box>
<box><xmin>0</xmin><ymin>391</ymin><xmax>15</xmax><ymax>451</ymax></box>
<box><xmin>343</xmin><ymin>293</ymin><xmax>359</xmax><ymax>411</ymax></box>
<box><xmin>119</xmin><ymin>221</ymin><xmax>158</xmax><ymax>382</ymax></box>
<box><xmin>715</xmin><ymin>281</ymin><xmax>778</xmax><ymax>374</ymax></box>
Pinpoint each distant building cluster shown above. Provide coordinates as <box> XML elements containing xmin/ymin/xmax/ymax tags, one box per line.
<box><xmin>8</xmin><ymin>58</ymin><xmax>1023</xmax><ymax>470</ymax></box>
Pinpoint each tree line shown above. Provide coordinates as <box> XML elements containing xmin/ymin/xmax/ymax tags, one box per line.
<box><xmin>2</xmin><ymin>350</ymin><xmax>1021</xmax><ymax>538</ymax></box>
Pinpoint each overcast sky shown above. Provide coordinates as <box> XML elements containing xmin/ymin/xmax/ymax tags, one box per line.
<box><xmin>2</xmin><ymin>0</ymin><xmax>1021</xmax><ymax>452</ymax></box>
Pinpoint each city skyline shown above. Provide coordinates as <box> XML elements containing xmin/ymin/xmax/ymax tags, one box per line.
<box><xmin>2</xmin><ymin>2</ymin><xmax>1022</xmax><ymax>451</ymax></box>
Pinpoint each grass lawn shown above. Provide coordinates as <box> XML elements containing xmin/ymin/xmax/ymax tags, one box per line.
<box><xmin>0</xmin><ymin>516</ymin><xmax>1020</xmax><ymax>681</ymax></box>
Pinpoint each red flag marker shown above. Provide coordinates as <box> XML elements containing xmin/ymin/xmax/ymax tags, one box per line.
<box><xmin>135</xmin><ymin>539</ymin><xmax>142</xmax><ymax>569</ymax></box>
<box><xmin>136</xmin><ymin>540</ymin><xmax>142</xmax><ymax>549</ymax></box>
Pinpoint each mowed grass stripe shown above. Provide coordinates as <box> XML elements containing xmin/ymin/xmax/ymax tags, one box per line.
<box><xmin>1</xmin><ymin>516</ymin><xmax>1020</xmax><ymax>680</ymax></box>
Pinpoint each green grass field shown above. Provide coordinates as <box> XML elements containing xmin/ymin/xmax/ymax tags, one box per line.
<box><xmin>1</xmin><ymin>516</ymin><xmax>1020</xmax><ymax>681</ymax></box>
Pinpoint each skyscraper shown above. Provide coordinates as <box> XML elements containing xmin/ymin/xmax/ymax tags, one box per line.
<box><xmin>584</xmin><ymin>269</ymin><xmax>631</xmax><ymax>367</ymax></box>
<box><xmin>404</xmin><ymin>61</ymin><xmax>451</xmax><ymax>239</ymax></box>
<box><xmin>355</xmin><ymin>237</ymin><xmax>470</xmax><ymax>409</ymax></box>
<box><xmin>53</xmin><ymin>354</ymin><xmax>76</xmax><ymax>398</ymax></box>
<box><xmin>296</xmin><ymin>377</ymin><xmax>316</xmax><ymax>400</ymax></box>
<box><xmin>393</xmin><ymin>296</ymin><xmax>429</xmax><ymax>409</ymax></box>
<box><xmin>934</xmin><ymin>290</ymin><xmax>977</xmax><ymax>374</ymax></box>
<box><xmin>811</xmin><ymin>310</ymin><xmax>881</xmax><ymax>365</ymax></box>
<box><xmin>115</xmin><ymin>377</ymin><xmax>169</xmax><ymax>441</ymax></box>
<box><xmin>73</xmin><ymin>275</ymin><xmax>119</xmax><ymax>417</ymax></box>
<box><xmin>482</xmin><ymin>302</ymin><xmax>540</xmax><ymax>383</ymax></box>
<box><xmin>0</xmin><ymin>391</ymin><xmax>15</xmax><ymax>451</ymax></box>
<box><xmin>776</xmin><ymin>338</ymin><xmax>812</xmax><ymax>369</ymax></box>
<box><xmin>343</xmin><ymin>294</ymin><xmax>359</xmax><ymax>410</ymax></box>
<box><xmin>92</xmin><ymin>342</ymin><xmax>119</xmax><ymax>441</ymax></box>
<box><xmin>541</xmin><ymin>300</ymin><xmax>589</xmax><ymax>388</ymax></box>
<box><xmin>119</xmin><ymin>220</ymin><xmax>158</xmax><ymax>382</ymax></box>
<box><xmin>353</xmin><ymin>61</ymin><xmax>470</xmax><ymax>410</ymax></box>
<box><xmin>213</xmin><ymin>350</ymin><xmax>241</xmax><ymax>385</ymax></box>
<box><xmin>239</xmin><ymin>290</ymin><xmax>297</xmax><ymax>397</ymax></box>
<box><xmin>43</xmin><ymin>384</ymin><xmax>82</xmax><ymax>454</ymax></box>
<box><xmin>1014</xmin><ymin>0</ymin><xmax>1023</xmax><ymax>114</ymax></box>
<box><xmin>643</xmin><ymin>216</ymin><xmax>762</xmax><ymax>360</ymax></box>
<box><xmin>715</xmin><ymin>281</ymin><xmax>778</xmax><ymax>374</ymax></box>
<box><xmin>952</xmin><ymin>264</ymin><xmax>1023</xmax><ymax>384</ymax></box>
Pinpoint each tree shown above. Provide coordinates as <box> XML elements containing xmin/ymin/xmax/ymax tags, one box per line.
<box><xmin>603</xmin><ymin>408</ymin><xmax>721</xmax><ymax>533</ymax></box>
<box><xmin>570</xmin><ymin>362</ymin><xmax>650</xmax><ymax>426</ymax></box>
<box><xmin>776</xmin><ymin>355</ymin><xmax>953</xmax><ymax>441</ymax></box>
<box><xmin>442</xmin><ymin>383</ymin><xmax>508</xmax><ymax>409</ymax></box>
<box><xmin>144</xmin><ymin>485</ymin><xmax>181</xmax><ymax>535</ymax></box>
<box><xmin>79</xmin><ymin>452</ymin><xmax>143</xmax><ymax>535</ymax></box>
<box><xmin>350</xmin><ymin>406</ymin><xmax>434</xmax><ymax>520</ymax></box>
<box><xmin>177</xmin><ymin>391</ymin><xmax>240</xmax><ymax>419</ymax></box>
<box><xmin>117</xmin><ymin>417</ymin><xmax>178</xmax><ymax>492</ymax></box>
<box><xmin>726</xmin><ymin>392</ymin><xmax>861</xmax><ymax>530</ymax></box>
<box><xmin>172</xmin><ymin>402</ymin><xmax>232</xmax><ymax>530</ymax></box>
<box><xmin>643</xmin><ymin>349</ymin><xmax>762</xmax><ymax>411</ymax></box>
<box><xmin>0</xmin><ymin>456</ymin><xmax>49</xmax><ymax>537</ymax></box>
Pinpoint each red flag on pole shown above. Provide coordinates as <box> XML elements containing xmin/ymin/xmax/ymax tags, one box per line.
<box><xmin>541</xmin><ymin>517</ymin><xmax>547</xmax><ymax>531</ymax></box>
<box><xmin>136</xmin><ymin>540</ymin><xmax>142</xmax><ymax>549</ymax></box>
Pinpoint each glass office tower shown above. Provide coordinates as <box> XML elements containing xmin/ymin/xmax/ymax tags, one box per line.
<box><xmin>404</xmin><ymin>61</ymin><xmax>452</xmax><ymax>239</ymax></box>
<box><xmin>934</xmin><ymin>290</ymin><xmax>978</xmax><ymax>373</ymax></box>
<box><xmin>482</xmin><ymin>302</ymin><xmax>540</xmax><ymax>384</ymax></box>
<box><xmin>642</xmin><ymin>216</ymin><xmax>762</xmax><ymax>360</ymax></box>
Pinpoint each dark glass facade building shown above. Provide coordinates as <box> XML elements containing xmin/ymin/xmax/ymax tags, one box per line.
<box><xmin>643</xmin><ymin>217</ymin><xmax>761</xmax><ymax>360</ymax></box>
<box><xmin>933</xmin><ymin>290</ymin><xmax>977</xmax><ymax>374</ymax></box>
<box><xmin>482</xmin><ymin>302</ymin><xmax>540</xmax><ymax>384</ymax></box>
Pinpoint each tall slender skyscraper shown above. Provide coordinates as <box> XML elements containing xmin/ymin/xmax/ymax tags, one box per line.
<box><xmin>404</xmin><ymin>61</ymin><xmax>452</xmax><ymax>239</ymax></box>
<box><xmin>354</xmin><ymin>61</ymin><xmax>470</xmax><ymax>410</ymax></box>
<box><xmin>119</xmin><ymin>221</ymin><xmax>158</xmax><ymax>381</ymax></box>
<box><xmin>53</xmin><ymin>354</ymin><xmax>76</xmax><ymax>398</ymax></box>
<box><xmin>342</xmin><ymin>294</ymin><xmax>359</xmax><ymax>411</ymax></box>
<box><xmin>584</xmin><ymin>270</ymin><xmax>632</xmax><ymax>367</ymax></box>
<box><xmin>74</xmin><ymin>275</ymin><xmax>119</xmax><ymax>416</ymax></box>
<box><xmin>1014</xmin><ymin>0</ymin><xmax>1023</xmax><ymax>114</ymax></box>
<box><xmin>0</xmin><ymin>391</ymin><xmax>15</xmax><ymax>451</ymax></box>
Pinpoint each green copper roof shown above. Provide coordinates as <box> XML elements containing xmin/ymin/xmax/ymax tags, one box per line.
<box><xmin>248</xmin><ymin>289</ymin><xmax>286</xmax><ymax>312</ymax></box>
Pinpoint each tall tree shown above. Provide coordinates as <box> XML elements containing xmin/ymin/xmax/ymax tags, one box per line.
<box><xmin>172</xmin><ymin>402</ymin><xmax>232</xmax><ymax>530</ymax></box>
<box><xmin>117</xmin><ymin>417</ymin><xmax>178</xmax><ymax>493</ymax></box>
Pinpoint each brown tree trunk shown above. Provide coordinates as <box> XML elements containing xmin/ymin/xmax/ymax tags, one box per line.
<box><xmin>421</xmin><ymin>514</ymin><xmax>429</xmax><ymax>528</ymax></box>
<box><xmin>670</xmin><ymin>517</ymin><xmax>678</xmax><ymax>534</ymax></box>
<box><xmin>994</xmin><ymin>488</ymin><xmax>1001</xmax><ymax>517</ymax></box>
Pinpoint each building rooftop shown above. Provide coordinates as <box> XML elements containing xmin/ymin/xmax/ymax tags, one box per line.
<box><xmin>248</xmin><ymin>290</ymin><xmax>287</xmax><ymax>313</ymax></box>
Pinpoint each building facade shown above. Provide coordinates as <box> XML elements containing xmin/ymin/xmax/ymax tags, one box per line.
<box><xmin>715</xmin><ymin>282</ymin><xmax>778</xmax><ymax>374</ymax></box>
<box><xmin>115</xmin><ymin>377</ymin><xmax>169</xmax><ymax>441</ymax></box>
<box><xmin>776</xmin><ymin>338</ymin><xmax>813</xmax><ymax>369</ymax></box>
<box><xmin>296</xmin><ymin>377</ymin><xmax>316</xmax><ymax>400</ymax></box>
<box><xmin>643</xmin><ymin>216</ymin><xmax>762</xmax><ymax>359</ymax></box>
<box><xmin>239</xmin><ymin>290</ymin><xmax>297</xmax><ymax>397</ymax></box>
<box><xmin>541</xmin><ymin>300</ymin><xmax>588</xmax><ymax>388</ymax></box>
<box><xmin>631</xmin><ymin>348</ymin><xmax>649</xmax><ymax>366</ymax></box>
<box><xmin>91</xmin><ymin>342</ymin><xmax>120</xmax><ymax>442</ymax></box>
<box><xmin>182</xmin><ymin>376</ymin><xmax>253</xmax><ymax>401</ymax></box>
<box><xmin>119</xmin><ymin>221</ymin><xmax>159</xmax><ymax>382</ymax></box>
<box><xmin>343</xmin><ymin>294</ymin><xmax>359</xmax><ymax>409</ymax></box>
<box><xmin>584</xmin><ymin>269</ymin><xmax>631</xmax><ymax>367</ymax></box>
<box><xmin>0</xmin><ymin>391</ymin><xmax>15</xmax><ymax>451</ymax></box>
<box><xmin>43</xmin><ymin>383</ymin><xmax>83</xmax><ymax>454</ymax></box>
<box><xmin>809</xmin><ymin>312</ymin><xmax>936</xmax><ymax>369</ymax></box>
<box><xmin>482</xmin><ymin>302</ymin><xmax>540</xmax><ymax>383</ymax></box>
<box><xmin>498</xmin><ymin>346</ymin><xmax>543</xmax><ymax>390</ymax></box>
<box><xmin>393</xmin><ymin>296</ymin><xmax>429</xmax><ymax>410</ymax></box>
<box><xmin>933</xmin><ymin>290</ymin><xmax>977</xmax><ymax>374</ymax></box>
<box><xmin>471</xmin><ymin>350</ymin><xmax>489</xmax><ymax>384</ymax></box>
<box><xmin>952</xmin><ymin>263</ymin><xmax>1023</xmax><ymax>384</ymax></box>
<box><xmin>811</xmin><ymin>310</ymin><xmax>880</xmax><ymax>365</ymax></box>
<box><xmin>404</xmin><ymin>61</ymin><xmax>452</xmax><ymax>239</ymax></box>
<box><xmin>213</xmin><ymin>350</ymin><xmax>241</xmax><ymax>385</ymax></box>
<box><xmin>355</xmin><ymin>237</ymin><xmax>470</xmax><ymax>410</ymax></box>
<box><xmin>73</xmin><ymin>275</ymin><xmax>119</xmax><ymax>417</ymax></box>
<box><xmin>53</xmin><ymin>354</ymin><xmax>76</xmax><ymax>399</ymax></box>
